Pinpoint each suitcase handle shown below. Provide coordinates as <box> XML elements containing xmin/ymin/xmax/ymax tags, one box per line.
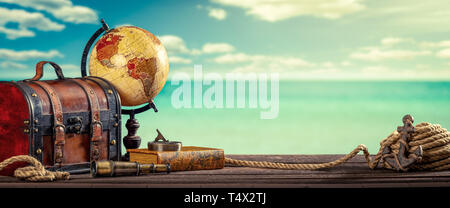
<box><xmin>26</xmin><ymin>61</ymin><xmax>65</xmax><ymax>81</ymax></box>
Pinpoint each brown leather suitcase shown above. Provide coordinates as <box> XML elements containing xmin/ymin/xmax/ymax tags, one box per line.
<box><xmin>0</xmin><ymin>61</ymin><xmax>122</xmax><ymax>175</ymax></box>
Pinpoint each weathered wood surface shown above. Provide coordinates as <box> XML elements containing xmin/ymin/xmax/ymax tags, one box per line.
<box><xmin>1</xmin><ymin>154</ymin><xmax>450</xmax><ymax>188</ymax></box>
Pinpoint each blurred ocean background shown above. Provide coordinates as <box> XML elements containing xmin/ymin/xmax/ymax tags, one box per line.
<box><xmin>126</xmin><ymin>81</ymin><xmax>450</xmax><ymax>155</ymax></box>
<box><xmin>3</xmin><ymin>77</ymin><xmax>450</xmax><ymax>155</ymax></box>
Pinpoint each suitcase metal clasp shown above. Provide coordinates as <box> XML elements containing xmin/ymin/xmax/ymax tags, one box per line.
<box><xmin>67</xmin><ymin>116</ymin><xmax>83</xmax><ymax>134</ymax></box>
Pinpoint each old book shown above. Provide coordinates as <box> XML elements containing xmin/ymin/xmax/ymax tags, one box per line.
<box><xmin>127</xmin><ymin>146</ymin><xmax>225</xmax><ymax>171</ymax></box>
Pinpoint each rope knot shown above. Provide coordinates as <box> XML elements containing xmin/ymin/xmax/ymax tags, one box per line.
<box><xmin>0</xmin><ymin>155</ymin><xmax>70</xmax><ymax>182</ymax></box>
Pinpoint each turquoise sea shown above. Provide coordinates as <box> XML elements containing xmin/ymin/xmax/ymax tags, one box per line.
<box><xmin>130</xmin><ymin>81</ymin><xmax>450</xmax><ymax>155</ymax></box>
<box><xmin>3</xmin><ymin>78</ymin><xmax>450</xmax><ymax>155</ymax></box>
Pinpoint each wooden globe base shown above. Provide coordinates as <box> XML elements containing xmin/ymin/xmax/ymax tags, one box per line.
<box><xmin>122</xmin><ymin>117</ymin><xmax>141</xmax><ymax>161</ymax></box>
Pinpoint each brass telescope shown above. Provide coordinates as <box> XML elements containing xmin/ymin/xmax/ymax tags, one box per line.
<box><xmin>91</xmin><ymin>160</ymin><xmax>170</xmax><ymax>177</ymax></box>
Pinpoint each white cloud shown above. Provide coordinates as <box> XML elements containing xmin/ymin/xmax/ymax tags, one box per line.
<box><xmin>170</xmin><ymin>56</ymin><xmax>192</xmax><ymax>64</ymax></box>
<box><xmin>202</xmin><ymin>43</ymin><xmax>235</xmax><ymax>54</ymax></box>
<box><xmin>58</xmin><ymin>64</ymin><xmax>79</xmax><ymax>70</ymax></box>
<box><xmin>0</xmin><ymin>61</ymin><xmax>27</xmax><ymax>69</ymax></box>
<box><xmin>372</xmin><ymin>1</ymin><xmax>450</xmax><ymax>30</ymax></box>
<box><xmin>436</xmin><ymin>48</ymin><xmax>450</xmax><ymax>58</ymax></box>
<box><xmin>0</xmin><ymin>0</ymin><xmax>98</xmax><ymax>24</ymax></box>
<box><xmin>340</xmin><ymin>61</ymin><xmax>352</xmax><ymax>66</ymax></box>
<box><xmin>321</xmin><ymin>62</ymin><xmax>334</xmax><ymax>68</ymax></box>
<box><xmin>363</xmin><ymin>37</ymin><xmax>450</xmax><ymax>62</ymax></box>
<box><xmin>0</xmin><ymin>48</ymin><xmax>63</xmax><ymax>60</ymax></box>
<box><xmin>0</xmin><ymin>7</ymin><xmax>65</xmax><ymax>39</ymax></box>
<box><xmin>50</xmin><ymin>5</ymin><xmax>98</xmax><ymax>24</ymax></box>
<box><xmin>349</xmin><ymin>1</ymin><xmax>450</xmax><ymax>34</ymax></box>
<box><xmin>163</xmin><ymin>34</ymin><xmax>450</xmax><ymax>80</ymax></box>
<box><xmin>213</xmin><ymin>52</ymin><xmax>314</xmax><ymax>75</ymax></box>
<box><xmin>358</xmin><ymin>66</ymin><xmax>450</xmax><ymax>80</ymax></box>
<box><xmin>420</xmin><ymin>41</ymin><xmax>450</xmax><ymax>48</ymax></box>
<box><xmin>213</xmin><ymin>53</ymin><xmax>250</xmax><ymax>63</ymax></box>
<box><xmin>361</xmin><ymin>66</ymin><xmax>390</xmax><ymax>74</ymax></box>
<box><xmin>214</xmin><ymin>52</ymin><xmax>313</xmax><ymax>67</ymax></box>
<box><xmin>160</xmin><ymin>35</ymin><xmax>235</xmax><ymax>56</ymax></box>
<box><xmin>350</xmin><ymin>37</ymin><xmax>433</xmax><ymax>61</ymax></box>
<box><xmin>0</xmin><ymin>27</ymin><xmax>34</xmax><ymax>39</ymax></box>
<box><xmin>350</xmin><ymin>48</ymin><xmax>431</xmax><ymax>61</ymax></box>
<box><xmin>211</xmin><ymin>0</ymin><xmax>366</xmax><ymax>22</ymax></box>
<box><xmin>272</xmin><ymin>65</ymin><xmax>450</xmax><ymax>80</ymax></box>
<box><xmin>208</xmin><ymin>8</ymin><xmax>227</xmax><ymax>20</ymax></box>
<box><xmin>381</xmin><ymin>37</ymin><xmax>414</xmax><ymax>46</ymax></box>
<box><xmin>159</xmin><ymin>35</ymin><xmax>190</xmax><ymax>54</ymax></box>
<box><xmin>383</xmin><ymin>38</ymin><xmax>450</xmax><ymax>49</ymax></box>
<box><xmin>197</xmin><ymin>5</ymin><xmax>227</xmax><ymax>20</ymax></box>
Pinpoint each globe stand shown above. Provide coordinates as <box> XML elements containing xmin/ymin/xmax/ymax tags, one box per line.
<box><xmin>80</xmin><ymin>19</ymin><xmax>159</xmax><ymax>161</ymax></box>
<box><xmin>121</xmin><ymin>115</ymin><xmax>141</xmax><ymax>161</ymax></box>
<box><xmin>121</xmin><ymin>102</ymin><xmax>158</xmax><ymax>161</ymax></box>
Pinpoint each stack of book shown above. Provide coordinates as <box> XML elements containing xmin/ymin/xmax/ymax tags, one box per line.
<box><xmin>127</xmin><ymin>146</ymin><xmax>224</xmax><ymax>171</ymax></box>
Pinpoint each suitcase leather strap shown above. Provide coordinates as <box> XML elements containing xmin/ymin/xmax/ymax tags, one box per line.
<box><xmin>70</xmin><ymin>79</ymin><xmax>103</xmax><ymax>162</ymax></box>
<box><xmin>27</xmin><ymin>61</ymin><xmax>65</xmax><ymax>81</ymax></box>
<box><xmin>32</xmin><ymin>81</ymin><xmax>66</xmax><ymax>166</ymax></box>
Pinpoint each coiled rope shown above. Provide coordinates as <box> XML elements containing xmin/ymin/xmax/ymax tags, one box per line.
<box><xmin>0</xmin><ymin>155</ymin><xmax>70</xmax><ymax>182</ymax></box>
<box><xmin>225</xmin><ymin>122</ymin><xmax>450</xmax><ymax>171</ymax></box>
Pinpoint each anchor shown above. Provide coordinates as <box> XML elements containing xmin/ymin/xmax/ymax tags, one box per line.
<box><xmin>381</xmin><ymin>114</ymin><xmax>423</xmax><ymax>171</ymax></box>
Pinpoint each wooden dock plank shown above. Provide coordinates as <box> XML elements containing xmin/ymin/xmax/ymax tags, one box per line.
<box><xmin>1</xmin><ymin>154</ymin><xmax>450</xmax><ymax>188</ymax></box>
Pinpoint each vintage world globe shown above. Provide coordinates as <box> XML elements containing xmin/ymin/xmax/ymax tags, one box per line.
<box><xmin>89</xmin><ymin>26</ymin><xmax>169</xmax><ymax>106</ymax></box>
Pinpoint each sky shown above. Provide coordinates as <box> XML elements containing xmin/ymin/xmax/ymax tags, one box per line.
<box><xmin>1</xmin><ymin>0</ymin><xmax>450</xmax><ymax>80</ymax></box>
